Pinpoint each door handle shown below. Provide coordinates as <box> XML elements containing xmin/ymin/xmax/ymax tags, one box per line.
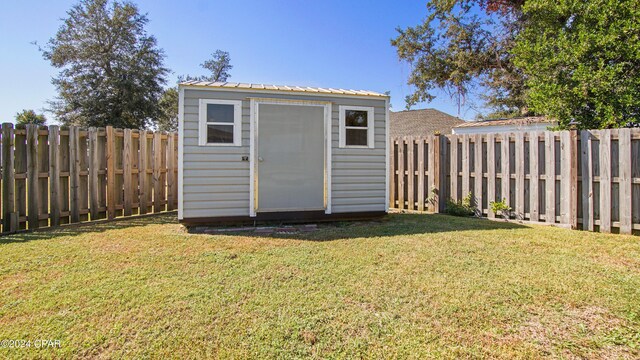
<box><xmin>258</xmin><ymin>156</ymin><xmax>264</xmax><ymax>162</ymax></box>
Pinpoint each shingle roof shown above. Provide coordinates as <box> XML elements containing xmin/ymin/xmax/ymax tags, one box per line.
<box><xmin>179</xmin><ymin>81</ymin><xmax>387</xmax><ymax>97</ymax></box>
<box><xmin>455</xmin><ymin>116</ymin><xmax>553</xmax><ymax>128</ymax></box>
<box><xmin>390</xmin><ymin>109</ymin><xmax>463</xmax><ymax>136</ymax></box>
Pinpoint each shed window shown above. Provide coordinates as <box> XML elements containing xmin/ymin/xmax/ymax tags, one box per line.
<box><xmin>198</xmin><ymin>99</ymin><xmax>242</xmax><ymax>146</ymax></box>
<box><xmin>339</xmin><ymin>106</ymin><xmax>375</xmax><ymax>148</ymax></box>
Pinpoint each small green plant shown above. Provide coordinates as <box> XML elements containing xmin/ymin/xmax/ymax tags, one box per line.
<box><xmin>490</xmin><ymin>198</ymin><xmax>512</xmax><ymax>219</ymax></box>
<box><xmin>444</xmin><ymin>192</ymin><xmax>475</xmax><ymax>217</ymax></box>
<box><xmin>426</xmin><ymin>186</ymin><xmax>438</xmax><ymax>208</ymax></box>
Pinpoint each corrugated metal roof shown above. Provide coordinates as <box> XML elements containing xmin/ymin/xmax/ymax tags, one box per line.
<box><xmin>179</xmin><ymin>81</ymin><xmax>388</xmax><ymax>97</ymax></box>
<box><xmin>455</xmin><ymin>116</ymin><xmax>554</xmax><ymax>128</ymax></box>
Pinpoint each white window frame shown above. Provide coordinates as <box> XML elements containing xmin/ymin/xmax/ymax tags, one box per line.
<box><xmin>339</xmin><ymin>105</ymin><xmax>375</xmax><ymax>149</ymax></box>
<box><xmin>198</xmin><ymin>99</ymin><xmax>242</xmax><ymax>146</ymax></box>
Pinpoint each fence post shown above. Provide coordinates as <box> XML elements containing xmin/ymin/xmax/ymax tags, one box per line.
<box><xmin>2</xmin><ymin>123</ymin><xmax>15</xmax><ymax>233</ymax></box>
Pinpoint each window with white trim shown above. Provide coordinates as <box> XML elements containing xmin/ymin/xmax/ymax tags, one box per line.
<box><xmin>198</xmin><ymin>99</ymin><xmax>242</xmax><ymax>146</ymax></box>
<box><xmin>339</xmin><ymin>106</ymin><xmax>374</xmax><ymax>148</ymax></box>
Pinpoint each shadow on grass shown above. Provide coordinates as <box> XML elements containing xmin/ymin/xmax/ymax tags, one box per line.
<box><xmin>0</xmin><ymin>212</ymin><xmax>529</xmax><ymax>244</ymax></box>
<box><xmin>0</xmin><ymin>213</ymin><xmax>178</xmax><ymax>245</ymax></box>
<box><xmin>204</xmin><ymin>213</ymin><xmax>529</xmax><ymax>242</ymax></box>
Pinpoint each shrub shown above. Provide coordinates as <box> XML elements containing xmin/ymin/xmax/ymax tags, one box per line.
<box><xmin>490</xmin><ymin>199</ymin><xmax>512</xmax><ymax>218</ymax></box>
<box><xmin>444</xmin><ymin>192</ymin><xmax>475</xmax><ymax>217</ymax></box>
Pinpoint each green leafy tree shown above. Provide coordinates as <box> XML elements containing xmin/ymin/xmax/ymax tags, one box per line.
<box><xmin>15</xmin><ymin>109</ymin><xmax>47</xmax><ymax>126</ymax></box>
<box><xmin>158</xmin><ymin>50</ymin><xmax>233</xmax><ymax>132</ymax></box>
<box><xmin>513</xmin><ymin>0</ymin><xmax>640</xmax><ymax>129</ymax></box>
<box><xmin>391</xmin><ymin>0</ymin><xmax>528</xmax><ymax>116</ymax></box>
<box><xmin>181</xmin><ymin>50</ymin><xmax>233</xmax><ymax>82</ymax></box>
<box><xmin>157</xmin><ymin>87</ymin><xmax>178</xmax><ymax>131</ymax></box>
<box><xmin>42</xmin><ymin>0</ymin><xmax>168</xmax><ymax>129</ymax></box>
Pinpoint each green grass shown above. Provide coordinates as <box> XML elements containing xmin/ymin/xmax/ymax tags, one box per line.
<box><xmin>1</xmin><ymin>214</ymin><xmax>639</xmax><ymax>359</ymax></box>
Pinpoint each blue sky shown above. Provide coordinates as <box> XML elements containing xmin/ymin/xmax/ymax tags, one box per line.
<box><xmin>0</xmin><ymin>0</ymin><xmax>480</xmax><ymax>124</ymax></box>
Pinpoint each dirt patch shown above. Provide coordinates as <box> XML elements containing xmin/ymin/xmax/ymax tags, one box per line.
<box><xmin>498</xmin><ymin>306</ymin><xmax>636</xmax><ymax>359</ymax></box>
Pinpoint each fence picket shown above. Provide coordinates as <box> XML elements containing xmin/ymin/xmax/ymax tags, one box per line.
<box><xmin>26</xmin><ymin>125</ymin><xmax>40</xmax><ymax>229</ymax></box>
<box><xmin>417</xmin><ymin>137</ymin><xmax>426</xmax><ymax>211</ymax></box>
<box><xmin>398</xmin><ymin>138</ymin><xmax>405</xmax><ymax>210</ymax></box>
<box><xmin>461</xmin><ymin>134</ymin><xmax>470</xmax><ymax>198</ymax></box>
<box><xmin>530</xmin><ymin>132</ymin><xmax>540</xmax><ymax>222</ymax></box>
<box><xmin>515</xmin><ymin>132</ymin><xmax>525</xmax><ymax>220</ymax></box>
<box><xmin>545</xmin><ymin>132</ymin><xmax>556</xmax><ymax>223</ymax></box>
<box><xmin>407</xmin><ymin>137</ymin><xmax>415</xmax><ymax>211</ymax></box>
<box><xmin>432</xmin><ymin>135</ymin><xmax>441</xmax><ymax>212</ymax></box>
<box><xmin>474</xmin><ymin>135</ymin><xmax>483</xmax><ymax>216</ymax></box>
<box><xmin>123</xmin><ymin>129</ymin><xmax>133</xmax><ymax>216</ymax></box>
<box><xmin>599</xmin><ymin>130</ymin><xmax>612</xmax><ymax>232</ymax></box>
<box><xmin>2</xmin><ymin>123</ymin><xmax>15</xmax><ymax>232</ymax></box>
<box><xmin>581</xmin><ymin>130</ymin><xmax>594</xmax><ymax>231</ymax></box>
<box><xmin>487</xmin><ymin>134</ymin><xmax>496</xmax><ymax>219</ymax></box>
<box><xmin>450</xmin><ymin>135</ymin><xmax>459</xmax><ymax>202</ymax></box>
<box><xmin>501</xmin><ymin>134</ymin><xmax>511</xmax><ymax>215</ymax></box>
<box><xmin>153</xmin><ymin>132</ymin><xmax>163</xmax><ymax>213</ymax></box>
<box><xmin>49</xmin><ymin>126</ymin><xmax>60</xmax><ymax>226</ymax></box>
<box><xmin>619</xmin><ymin>128</ymin><xmax>632</xmax><ymax>234</ymax></box>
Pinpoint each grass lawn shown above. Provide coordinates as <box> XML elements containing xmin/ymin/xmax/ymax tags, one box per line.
<box><xmin>1</xmin><ymin>214</ymin><xmax>639</xmax><ymax>359</ymax></box>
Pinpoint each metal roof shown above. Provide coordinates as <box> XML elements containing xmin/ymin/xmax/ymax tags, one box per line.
<box><xmin>179</xmin><ymin>81</ymin><xmax>388</xmax><ymax>97</ymax></box>
<box><xmin>455</xmin><ymin>116</ymin><xmax>554</xmax><ymax>128</ymax></box>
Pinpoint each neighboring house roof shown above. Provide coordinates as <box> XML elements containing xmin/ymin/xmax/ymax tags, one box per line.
<box><xmin>390</xmin><ymin>109</ymin><xmax>463</xmax><ymax>136</ymax></box>
<box><xmin>179</xmin><ymin>81</ymin><xmax>388</xmax><ymax>97</ymax></box>
<box><xmin>454</xmin><ymin>116</ymin><xmax>554</xmax><ymax>129</ymax></box>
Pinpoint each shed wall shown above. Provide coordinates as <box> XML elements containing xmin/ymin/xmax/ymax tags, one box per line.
<box><xmin>180</xmin><ymin>88</ymin><xmax>387</xmax><ymax>219</ymax></box>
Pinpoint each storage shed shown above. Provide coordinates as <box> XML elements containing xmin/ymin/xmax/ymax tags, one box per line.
<box><xmin>178</xmin><ymin>81</ymin><xmax>389</xmax><ymax>223</ymax></box>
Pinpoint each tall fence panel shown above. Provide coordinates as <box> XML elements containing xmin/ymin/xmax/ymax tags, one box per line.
<box><xmin>0</xmin><ymin>124</ymin><xmax>178</xmax><ymax>234</ymax></box>
<box><xmin>390</xmin><ymin>128</ymin><xmax>640</xmax><ymax>235</ymax></box>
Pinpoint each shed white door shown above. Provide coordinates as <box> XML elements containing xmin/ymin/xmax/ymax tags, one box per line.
<box><xmin>256</xmin><ymin>104</ymin><xmax>325</xmax><ymax>212</ymax></box>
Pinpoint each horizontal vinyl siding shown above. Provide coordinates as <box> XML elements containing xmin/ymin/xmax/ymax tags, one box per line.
<box><xmin>182</xmin><ymin>90</ymin><xmax>250</xmax><ymax>218</ymax></box>
<box><xmin>329</xmin><ymin>96</ymin><xmax>386</xmax><ymax>213</ymax></box>
<box><xmin>181</xmin><ymin>88</ymin><xmax>387</xmax><ymax>218</ymax></box>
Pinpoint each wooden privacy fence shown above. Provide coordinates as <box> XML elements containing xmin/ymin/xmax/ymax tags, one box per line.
<box><xmin>391</xmin><ymin>128</ymin><xmax>640</xmax><ymax>235</ymax></box>
<box><xmin>0</xmin><ymin>124</ymin><xmax>178</xmax><ymax>234</ymax></box>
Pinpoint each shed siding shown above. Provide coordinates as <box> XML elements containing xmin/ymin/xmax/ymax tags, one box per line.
<box><xmin>181</xmin><ymin>88</ymin><xmax>387</xmax><ymax>219</ymax></box>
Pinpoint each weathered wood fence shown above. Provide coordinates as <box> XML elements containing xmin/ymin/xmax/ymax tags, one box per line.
<box><xmin>391</xmin><ymin>128</ymin><xmax>640</xmax><ymax>235</ymax></box>
<box><xmin>0</xmin><ymin>124</ymin><xmax>178</xmax><ymax>234</ymax></box>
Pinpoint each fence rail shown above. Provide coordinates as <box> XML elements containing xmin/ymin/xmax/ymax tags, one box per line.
<box><xmin>391</xmin><ymin>128</ymin><xmax>640</xmax><ymax>235</ymax></box>
<box><xmin>0</xmin><ymin>124</ymin><xmax>178</xmax><ymax>234</ymax></box>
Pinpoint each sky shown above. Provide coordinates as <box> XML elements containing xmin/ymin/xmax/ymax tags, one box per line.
<box><xmin>0</xmin><ymin>0</ymin><xmax>481</xmax><ymax>124</ymax></box>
